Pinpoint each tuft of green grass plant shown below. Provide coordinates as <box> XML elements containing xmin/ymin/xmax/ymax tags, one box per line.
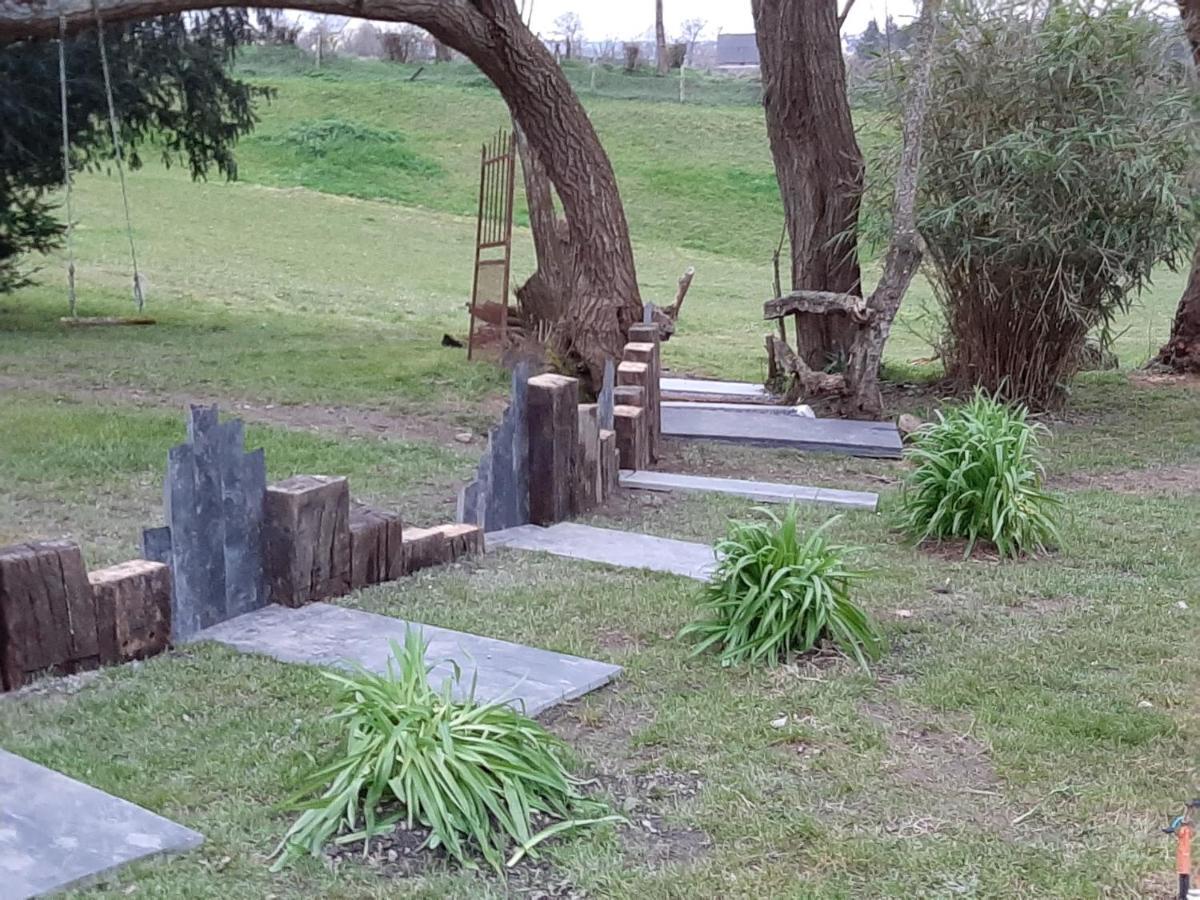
<box><xmin>273</xmin><ymin>630</ymin><xmax>619</xmax><ymax>872</ymax></box>
<box><xmin>681</xmin><ymin>508</ymin><xmax>882</xmax><ymax>670</ymax></box>
<box><xmin>898</xmin><ymin>389</ymin><xmax>1063</xmax><ymax>558</ymax></box>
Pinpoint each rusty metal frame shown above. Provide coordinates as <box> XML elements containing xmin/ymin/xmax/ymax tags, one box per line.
<box><xmin>467</xmin><ymin>129</ymin><xmax>517</xmax><ymax>360</ymax></box>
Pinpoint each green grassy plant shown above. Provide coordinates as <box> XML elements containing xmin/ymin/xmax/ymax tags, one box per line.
<box><xmin>899</xmin><ymin>390</ymin><xmax>1063</xmax><ymax>557</ymax></box>
<box><xmin>681</xmin><ymin>508</ymin><xmax>882</xmax><ymax>670</ymax></box>
<box><xmin>273</xmin><ymin>630</ymin><xmax>617</xmax><ymax>871</ymax></box>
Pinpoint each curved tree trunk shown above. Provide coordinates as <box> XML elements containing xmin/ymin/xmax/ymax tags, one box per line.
<box><xmin>655</xmin><ymin>0</ymin><xmax>669</xmax><ymax>76</ymax></box>
<box><xmin>1</xmin><ymin>0</ymin><xmax>642</xmax><ymax>387</ymax></box>
<box><xmin>1155</xmin><ymin>0</ymin><xmax>1200</xmax><ymax>373</ymax></box>
<box><xmin>752</xmin><ymin>0</ymin><xmax>864</xmax><ymax>371</ymax></box>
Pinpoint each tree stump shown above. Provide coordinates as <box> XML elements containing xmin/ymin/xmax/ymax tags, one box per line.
<box><xmin>527</xmin><ymin>373</ymin><xmax>579</xmax><ymax>525</ymax></box>
<box><xmin>349</xmin><ymin>507</ymin><xmax>404</xmax><ymax>591</ymax></box>
<box><xmin>614</xmin><ymin>405</ymin><xmax>649</xmax><ymax>471</ymax></box>
<box><xmin>0</xmin><ymin>541</ymin><xmax>102</xmax><ymax>691</ymax></box>
<box><xmin>264</xmin><ymin>475</ymin><xmax>351</xmax><ymax>607</ymax></box>
<box><xmin>88</xmin><ymin>560</ymin><xmax>171</xmax><ymax>662</ymax></box>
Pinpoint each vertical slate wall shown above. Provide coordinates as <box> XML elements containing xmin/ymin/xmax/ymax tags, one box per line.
<box><xmin>458</xmin><ymin>363</ymin><xmax>532</xmax><ymax>533</ymax></box>
<box><xmin>143</xmin><ymin>406</ymin><xmax>266</xmax><ymax>640</ymax></box>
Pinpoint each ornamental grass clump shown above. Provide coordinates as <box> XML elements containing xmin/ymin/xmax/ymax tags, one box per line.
<box><xmin>682</xmin><ymin>508</ymin><xmax>882</xmax><ymax>670</ymax></box>
<box><xmin>899</xmin><ymin>390</ymin><xmax>1062</xmax><ymax>558</ymax></box>
<box><xmin>272</xmin><ymin>630</ymin><xmax>618</xmax><ymax>872</ymax></box>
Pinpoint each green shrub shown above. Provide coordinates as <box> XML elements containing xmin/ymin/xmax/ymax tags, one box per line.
<box><xmin>272</xmin><ymin>630</ymin><xmax>617</xmax><ymax>872</ymax></box>
<box><xmin>681</xmin><ymin>508</ymin><xmax>882</xmax><ymax>670</ymax></box>
<box><xmin>899</xmin><ymin>390</ymin><xmax>1063</xmax><ymax>558</ymax></box>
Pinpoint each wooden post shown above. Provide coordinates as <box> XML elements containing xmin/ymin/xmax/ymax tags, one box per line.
<box><xmin>264</xmin><ymin>475</ymin><xmax>351</xmax><ymax>607</ymax></box>
<box><xmin>0</xmin><ymin>541</ymin><xmax>102</xmax><ymax>691</ymax></box>
<box><xmin>599</xmin><ymin>429</ymin><xmax>619</xmax><ymax>500</ymax></box>
<box><xmin>626</xmin><ymin>324</ymin><xmax>662</xmax><ymax>462</ymax></box>
<box><xmin>349</xmin><ymin>507</ymin><xmax>403</xmax><ymax>591</ymax></box>
<box><xmin>613</xmin><ymin>404</ymin><xmax>649</xmax><ymax>471</ymax></box>
<box><xmin>575</xmin><ymin>403</ymin><xmax>601</xmax><ymax>513</ymax></box>
<box><xmin>401</xmin><ymin>527</ymin><xmax>450</xmax><ymax>574</ymax></box>
<box><xmin>88</xmin><ymin>560</ymin><xmax>171</xmax><ymax>662</ymax></box>
<box><xmin>613</xmin><ymin>384</ymin><xmax>645</xmax><ymax>408</ymax></box>
<box><xmin>527</xmin><ymin>373</ymin><xmax>579</xmax><ymax>525</ymax></box>
<box><xmin>433</xmin><ymin>524</ymin><xmax>485</xmax><ymax>561</ymax></box>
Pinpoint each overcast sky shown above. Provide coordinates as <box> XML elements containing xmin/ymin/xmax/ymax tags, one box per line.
<box><xmin>526</xmin><ymin>1</ymin><xmax>919</xmax><ymax>40</ymax></box>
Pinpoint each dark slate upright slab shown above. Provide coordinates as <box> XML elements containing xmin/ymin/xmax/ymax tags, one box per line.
<box><xmin>598</xmin><ymin>359</ymin><xmax>615</xmax><ymax>431</ymax></box>
<box><xmin>0</xmin><ymin>749</ymin><xmax>203</xmax><ymax>899</ymax></box>
<box><xmin>661</xmin><ymin>406</ymin><xmax>904</xmax><ymax>459</ymax></box>
<box><xmin>458</xmin><ymin>363</ymin><xmax>531</xmax><ymax>533</ymax></box>
<box><xmin>154</xmin><ymin>406</ymin><xmax>268</xmax><ymax>640</ymax></box>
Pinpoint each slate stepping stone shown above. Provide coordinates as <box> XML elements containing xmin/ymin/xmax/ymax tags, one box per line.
<box><xmin>0</xmin><ymin>749</ymin><xmax>203</xmax><ymax>899</ymax></box>
<box><xmin>661</xmin><ymin>405</ymin><xmax>904</xmax><ymax>459</ymax></box>
<box><xmin>488</xmin><ymin>522</ymin><xmax>717</xmax><ymax>581</ymax></box>
<box><xmin>193</xmin><ymin>603</ymin><xmax>621</xmax><ymax>718</ymax></box>
<box><xmin>618</xmin><ymin>470</ymin><xmax>879</xmax><ymax>511</ymax></box>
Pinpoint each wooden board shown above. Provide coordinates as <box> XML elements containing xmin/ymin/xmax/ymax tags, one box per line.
<box><xmin>661</xmin><ymin>406</ymin><xmax>903</xmax><ymax>459</ymax></box>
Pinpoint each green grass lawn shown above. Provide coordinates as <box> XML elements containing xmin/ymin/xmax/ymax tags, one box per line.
<box><xmin>1</xmin><ymin>48</ymin><xmax>1198</xmax><ymax>899</ymax></box>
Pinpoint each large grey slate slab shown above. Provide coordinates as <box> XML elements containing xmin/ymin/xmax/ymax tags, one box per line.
<box><xmin>662</xmin><ymin>405</ymin><xmax>903</xmax><ymax>459</ymax></box>
<box><xmin>193</xmin><ymin>603</ymin><xmax>620</xmax><ymax>718</ymax></box>
<box><xmin>0</xmin><ymin>750</ymin><xmax>203</xmax><ymax>899</ymax></box>
<box><xmin>144</xmin><ymin>405</ymin><xmax>267</xmax><ymax>641</ymax></box>
<box><xmin>660</xmin><ymin>377</ymin><xmax>771</xmax><ymax>399</ymax></box>
<box><xmin>663</xmin><ymin>400</ymin><xmax>792</xmax><ymax>413</ymax></box>
<box><xmin>488</xmin><ymin>523</ymin><xmax>716</xmax><ymax>581</ymax></box>
<box><xmin>618</xmin><ymin>470</ymin><xmax>879</xmax><ymax>511</ymax></box>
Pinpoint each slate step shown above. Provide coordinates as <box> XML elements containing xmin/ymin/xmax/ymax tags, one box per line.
<box><xmin>618</xmin><ymin>470</ymin><xmax>879</xmax><ymax>511</ymax></box>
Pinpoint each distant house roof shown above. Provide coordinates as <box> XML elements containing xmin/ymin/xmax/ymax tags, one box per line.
<box><xmin>717</xmin><ymin>33</ymin><xmax>759</xmax><ymax>66</ymax></box>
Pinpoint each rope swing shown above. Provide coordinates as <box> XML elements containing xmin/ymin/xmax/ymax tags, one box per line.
<box><xmin>56</xmin><ymin>0</ymin><xmax>148</xmax><ymax>319</ymax></box>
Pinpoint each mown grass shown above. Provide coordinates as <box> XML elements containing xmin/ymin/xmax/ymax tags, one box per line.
<box><xmin>1</xmin><ymin>45</ymin><xmax>1198</xmax><ymax>900</ymax></box>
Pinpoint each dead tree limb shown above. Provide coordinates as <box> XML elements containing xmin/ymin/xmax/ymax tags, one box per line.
<box><xmin>670</xmin><ymin>266</ymin><xmax>695</xmax><ymax>319</ymax></box>
<box><xmin>764</xmin><ymin>290</ymin><xmax>874</xmax><ymax>324</ymax></box>
<box><xmin>838</xmin><ymin>0</ymin><xmax>858</xmax><ymax>29</ymax></box>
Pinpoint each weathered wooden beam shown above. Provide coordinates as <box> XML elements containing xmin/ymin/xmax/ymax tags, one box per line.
<box><xmin>349</xmin><ymin>506</ymin><xmax>403</xmax><ymax>591</ymax></box>
<box><xmin>527</xmin><ymin>373</ymin><xmax>579</xmax><ymax>525</ymax></box>
<box><xmin>0</xmin><ymin>541</ymin><xmax>100</xmax><ymax>690</ymax></box>
<box><xmin>613</xmin><ymin>384</ymin><xmax>644</xmax><ymax>407</ymax></box>
<box><xmin>613</xmin><ymin>405</ymin><xmax>649</xmax><ymax>471</ymax></box>
<box><xmin>401</xmin><ymin>527</ymin><xmax>450</xmax><ymax>574</ymax></box>
<box><xmin>575</xmin><ymin>403</ymin><xmax>601</xmax><ymax>513</ymax></box>
<box><xmin>626</xmin><ymin>324</ymin><xmax>663</xmax><ymax>462</ymax></box>
<box><xmin>88</xmin><ymin>560</ymin><xmax>171</xmax><ymax>662</ymax></box>
<box><xmin>599</xmin><ymin>428</ymin><xmax>619</xmax><ymax>501</ymax></box>
<box><xmin>432</xmin><ymin>524</ymin><xmax>485</xmax><ymax>561</ymax></box>
<box><xmin>264</xmin><ymin>475</ymin><xmax>351</xmax><ymax>607</ymax></box>
<box><xmin>763</xmin><ymin>290</ymin><xmax>873</xmax><ymax>323</ymax></box>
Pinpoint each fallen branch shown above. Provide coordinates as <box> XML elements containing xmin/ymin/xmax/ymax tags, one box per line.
<box><xmin>764</xmin><ymin>290</ymin><xmax>873</xmax><ymax>324</ymax></box>
<box><xmin>670</xmin><ymin>266</ymin><xmax>695</xmax><ymax>320</ymax></box>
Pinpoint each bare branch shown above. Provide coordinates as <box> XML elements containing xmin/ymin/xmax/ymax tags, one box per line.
<box><xmin>764</xmin><ymin>290</ymin><xmax>873</xmax><ymax>323</ymax></box>
<box><xmin>838</xmin><ymin>0</ymin><xmax>858</xmax><ymax>29</ymax></box>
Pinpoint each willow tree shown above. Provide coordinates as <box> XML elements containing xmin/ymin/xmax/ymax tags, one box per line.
<box><xmin>0</xmin><ymin>0</ymin><xmax>642</xmax><ymax>387</ymax></box>
<box><xmin>1155</xmin><ymin>0</ymin><xmax>1200</xmax><ymax>373</ymax></box>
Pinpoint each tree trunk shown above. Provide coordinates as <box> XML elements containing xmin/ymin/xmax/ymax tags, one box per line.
<box><xmin>513</xmin><ymin>121</ymin><xmax>570</xmax><ymax>331</ymax></box>
<box><xmin>3</xmin><ymin>0</ymin><xmax>642</xmax><ymax>388</ymax></box>
<box><xmin>843</xmin><ymin>0</ymin><xmax>940</xmax><ymax>417</ymax></box>
<box><xmin>1155</xmin><ymin>0</ymin><xmax>1200</xmax><ymax>373</ymax></box>
<box><xmin>655</xmin><ymin>0</ymin><xmax>669</xmax><ymax>76</ymax></box>
<box><xmin>752</xmin><ymin>0</ymin><xmax>864</xmax><ymax>371</ymax></box>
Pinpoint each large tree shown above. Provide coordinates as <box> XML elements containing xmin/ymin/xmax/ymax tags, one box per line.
<box><xmin>1155</xmin><ymin>0</ymin><xmax>1200</xmax><ymax>373</ymax></box>
<box><xmin>0</xmin><ymin>10</ymin><xmax>264</xmax><ymax>293</ymax></box>
<box><xmin>752</xmin><ymin>0</ymin><xmax>865</xmax><ymax>371</ymax></box>
<box><xmin>654</xmin><ymin>0</ymin><xmax>668</xmax><ymax>76</ymax></box>
<box><xmin>0</xmin><ymin>0</ymin><xmax>643</xmax><ymax>388</ymax></box>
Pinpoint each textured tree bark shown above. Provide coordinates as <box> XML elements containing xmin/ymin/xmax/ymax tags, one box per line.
<box><xmin>1</xmin><ymin>0</ymin><xmax>643</xmax><ymax>388</ymax></box>
<box><xmin>655</xmin><ymin>0</ymin><xmax>669</xmax><ymax>76</ymax></box>
<box><xmin>752</xmin><ymin>0</ymin><xmax>864</xmax><ymax>370</ymax></box>
<box><xmin>513</xmin><ymin>120</ymin><xmax>569</xmax><ymax>329</ymax></box>
<box><xmin>1155</xmin><ymin>0</ymin><xmax>1200</xmax><ymax>373</ymax></box>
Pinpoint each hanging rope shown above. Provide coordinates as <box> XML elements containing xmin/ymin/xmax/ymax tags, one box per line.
<box><xmin>92</xmin><ymin>0</ymin><xmax>145</xmax><ymax>312</ymax></box>
<box><xmin>57</xmin><ymin>16</ymin><xmax>78</xmax><ymax>317</ymax></box>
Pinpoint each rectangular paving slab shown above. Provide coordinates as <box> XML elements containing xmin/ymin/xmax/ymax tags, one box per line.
<box><xmin>0</xmin><ymin>750</ymin><xmax>203</xmax><ymax>899</ymax></box>
<box><xmin>618</xmin><ymin>470</ymin><xmax>879</xmax><ymax>511</ymax></box>
<box><xmin>193</xmin><ymin>603</ymin><xmax>620</xmax><ymax>718</ymax></box>
<box><xmin>661</xmin><ymin>405</ymin><xmax>903</xmax><ymax>459</ymax></box>
<box><xmin>488</xmin><ymin>523</ymin><xmax>717</xmax><ymax>582</ymax></box>
<box><xmin>660</xmin><ymin>377</ymin><xmax>770</xmax><ymax>400</ymax></box>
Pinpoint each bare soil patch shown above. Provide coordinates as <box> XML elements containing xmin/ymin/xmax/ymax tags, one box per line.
<box><xmin>1051</xmin><ymin>463</ymin><xmax>1200</xmax><ymax>496</ymax></box>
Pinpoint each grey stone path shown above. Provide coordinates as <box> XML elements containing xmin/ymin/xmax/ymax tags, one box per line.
<box><xmin>618</xmin><ymin>470</ymin><xmax>879</xmax><ymax>511</ymax></box>
<box><xmin>489</xmin><ymin>523</ymin><xmax>716</xmax><ymax>581</ymax></box>
<box><xmin>0</xmin><ymin>750</ymin><xmax>203</xmax><ymax>900</ymax></box>
<box><xmin>194</xmin><ymin>603</ymin><xmax>620</xmax><ymax>717</ymax></box>
<box><xmin>660</xmin><ymin>377</ymin><xmax>770</xmax><ymax>399</ymax></box>
<box><xmin>662</xmin><ymin>405</ymin><xmax>903</xmax><ymax>459</ymax></box>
